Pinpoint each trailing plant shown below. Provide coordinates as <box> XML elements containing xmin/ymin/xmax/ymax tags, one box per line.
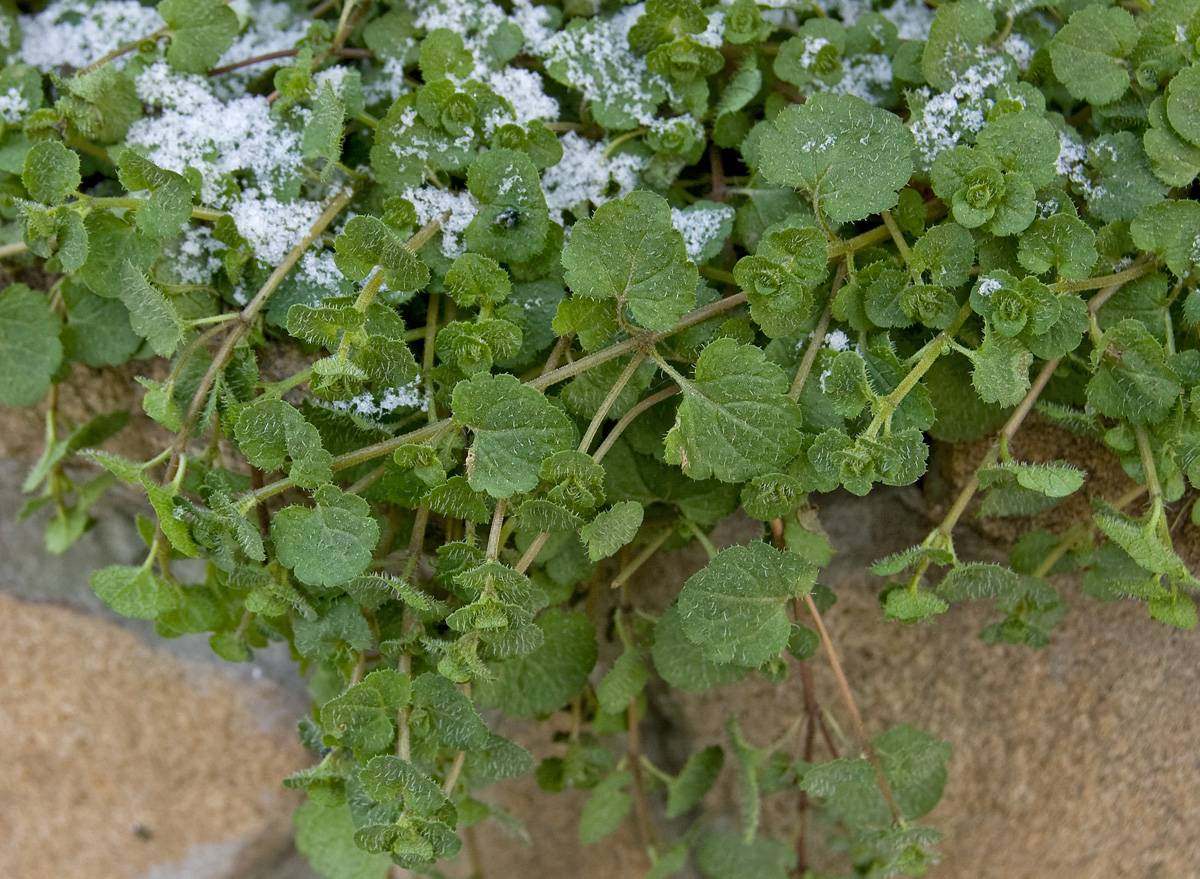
<box><xmin>1</xmin><ymin>0</ymin><xmax>1198</xmax><ymax>876</ymax></box>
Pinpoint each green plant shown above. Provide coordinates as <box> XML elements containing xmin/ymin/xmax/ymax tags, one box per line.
<box><xmin>1</xmin><ymin>0</ymin><xmax>1198</xmax><ymax>875</ymax></box>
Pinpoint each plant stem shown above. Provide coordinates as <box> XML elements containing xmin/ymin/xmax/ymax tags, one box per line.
<box><xmin>579</xmin><ymin>352</ymin><xmax>647</xmax><ymax>453</ymax></box>
<box><xmin>789</xmin><ymin>261</ymin><xmax>844</xmax><ymax>401</ymax></box>
<box><xmin>0</xmin><ymin>241</ymin><xmax>28</xmax><ymax>259</ymax></box>
<box><xmin>1056</xmin><ymin>253</ymin><xmax>1157</xmax><ymax>296</ymax></box>
<box><xmin>610</xmin><ymin>527</ymin><xmax>673</xmax><ymax>590</ymax></box>
<box><xmin>801</xmin><ymin>593</ymin><xmax>904</xmax><ymax>824</ymax></box>
<box><xmin>627</xmin><ymin>699</ymin><xmax>657</xmax><ymax>850</ymax></box>
<box><xmin>486</xmin><ymin>498</ymin><xmax>507</xmax><ymax>561</ymax></box>
<box><xmin>879</xmin><ymin>210</ymin><xmax>912</xmax><ymax>267</ymax></box>
<box><xmin>514</xmin><ymin>532</ymin><xmax>550</xmax><ymax>574</ymax></box>
<box><xmin>165</xmin><ymin>186</ymin><xmax>356</xmax><ymax>483</ymax></box>
<box><xmin>80</xmin><ymin>26</ymin><xmax>169</xmax><ymax>73</ymax></box>
<box><xmin>592</xmin><ymin>388</ymin><xmax>679</xmax><ymax>463</ymax></box>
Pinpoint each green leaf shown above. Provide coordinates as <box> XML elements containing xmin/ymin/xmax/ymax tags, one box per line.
<box><xmin>22</xmin><ymin>140</ymin><xmax>80</xmax><ymax>204</ymax></box>
<box><xmin>652</xmin><ymin>603</ymin><xmax>749</xmax><ymax>693</ymax></box>
<box><xmin>561</xmin><ymin>190</ymin><xmax>697</xmax><ymax>332</ymax></box>
<box><xmin>663</xmin><ymin>338</ymin><xmax>803</xmax><ymax>482</ymax></box>
<box><xmin>334</xmin><ymin>216</ymin><xmax>430</xmax><ymax>295</ymax></box>
<box><xmin>937</xmin><ymin>563</ymin><xmax>1020</xmax><ymax>601</ymax></box>
<box><xmin>411</xmin><ymin>672</ymin><xmax>491</xmax><ymax>750</ymax></box>
<box><xmin>695</xmin><ymin>831</ymin><xmax>796</xmax><ymax>879</ymax></box>
<box><xmin>666</xmin><ymin>745</ymin><xmax>724</xmax><ymax>818</ymax></box>
<box><xmin>90</xmin><ymin>564</ymin><xmax>177</xmax><ymax>619</ymax></box>
<box><xmin>1149</xmin><ymin>591</ymin><xmax>1198</xmax><ymax>629</ymax></box>
<box><xmin>580</xmin><ymin>501</ymin><xmax>644</xmax><ymax>562</ymax></box>
<box><xmin>801</xmin><ymin>757</ymin><xmax>891</xmax><ymax>825</ymax></box>
<box><xmin>1087</xmin><ymin>319</ymin><xmax>1182</xmax><ymax>425</ymax></box>
<box><xmin>235</xmin><ymin>397</ymin><xmax>334</xmax><ymax>488</ymax></box>
<box><xmin>1165</xmin><ymin>62</ymin><xmax>1200</xmax><ymax>149</ymax></box>
<box><xmin>272</xmin><ymin>485</ymin><xmax>381</xmax><ymax>588</ymax></box>
<box><xmin>116</xmin><ymin>150</ymin><xmax>192</xmax><ymax>239</ymax></box>
<box><xmin>1130</xmin><ymin>200</ymin><xmax>1200</xmax><ymax>277</ymax></box>
<box><xmin>910</xmin><ymin>222</ymin><xmax>974</xmax><ymax>288</ymax></box>
<box><xmin>477</xmin><ymin>609</ymin><xmax>598</xmax><ymax>717</ymax></box>
<box><xmin>466</xmin><ymin>148</ymin><xmax>551</xmax><ymax>264</ymax></box>
<box><xmin>1049</xmin><ymin>5</ymin><xmax>1138</xmax><ymax>105</ymax></box>
<box><xmin>921</xmin><ymin>0</ymin><xmax>996</xmax><ymax>91</ymax></box>
<box><xmin>451</xmin><ymin>372</ymin><xmax>575</xmax><ymax>499</ymax></box>
<box><xmin>596</xmin><ymin>648</ymin><xmax>650</xmax><ymax>714</ymax></box>
<box><xmin>358</xmin><ymin>756</ymin><xmax>446</xmax><ymax>815</ymax></box>
<box><xmin>319</xmin><ymin>669</ymin><xmax>411</xmax><ymax>754</ymax></box>
<box><xmin>579</xmin><ymin>771</ymin><xmax>632</xmax><ymax>845</ymax></box>
<box><xmin>304</xmin><ymin>82</ymin><xmax>347</xmax><ymax>179</ymax></box>
<box><xmin>971</xmin><ymin>329</ymin><xmax>1031</xmax><ymax>407</ymax></box>
<box><xmin>294</xmin><ymin>801</ymin><xmax>390</xmax><ymax>879</ymax></box>
<box><xmin>0</xmin><ymin>283</ymin><xmax>62</xmax><ymax>407</ymax></box>
<box><xmin>883</xmin><ymin>588</ymin><xmax>949</xmax><ymax>622</ymax></box>
<box><xmin>1093</xmin><ymin>506</ymin><xmax>1191</xmax><ymax>581</ymax></box>
<box><xmin>875</xmin><ymin>725</ymin><xmax>952</xmax><ymax>820</ymax></box>
<box><xmin>117</xmin><ymin>261</ymin><xmax>182</xmax><ymax>357</ymax></box>
<box><xmin>677</xmin><ymin>542</ymin><xmax>815</xmax><ymax>667</ymax></box>
<box><xmin>159</xmin><ymin>0</ymin><xmax>241</xmax><ymax>74</ymax></box>
<box><xmin>295</xmin><ymin>597</ymin><xmax>374</xmax><ymax>661</ymax></box>
<box><xmin>1017</xmin><ymin>213</ymin><xmax>1097</xmax><ymax>280</ymax></box>
<box><xmin>758</xmin><ymin>93</ymin><xmax>914</xmax><ymax>223</ymax></box>
<box><xmin>57</xmin><ymin>65</ymin><xmax>142</xmax><ymax>143</ymax></box>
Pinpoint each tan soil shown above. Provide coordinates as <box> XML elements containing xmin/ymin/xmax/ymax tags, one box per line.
<box><xmin>0</xmin><ymin>593</ymin><xmax>307</xmax><ymax>879</ymax></box>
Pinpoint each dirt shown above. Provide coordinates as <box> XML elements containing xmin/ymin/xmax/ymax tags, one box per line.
<box><xmin>0</xmin><ymin>593</ymin><xmax>308</xmax><ymax>879</ymax></box>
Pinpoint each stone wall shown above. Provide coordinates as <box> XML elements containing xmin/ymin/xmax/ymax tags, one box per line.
<box><xmin>3</xmin><ymin>402</ymin><xmax>1200</xmax><ymax>878</ymax></box>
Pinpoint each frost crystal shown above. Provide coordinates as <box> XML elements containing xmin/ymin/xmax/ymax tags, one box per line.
<box><xmin>326</xmin><ymin>379</ymin><xmax>428</xmax><ymax>420</ymax></box>
<box><xmin>540</xmin><ymin>132</ymin><xmax>646</xmax><ymax>222</ymax></box>
<box><xmin>403</xmin><ymin>187</ymin><xmax>479</xmax><ymax>259</ymax></box>
<box><xmin>487</xmin><ymin>67</ymin><xmax>559</xmax><ymax>126</ymax></box>
<box><xmin>826</xmin><ymin>54</ymin><xmax>893</xmax><ymax>105</ymax></box>
<box><xmin>228</xmin><ymin>192</ymin><xmax>327</xmax><ymax>267</ymax></box>
<box><xmin>824</xmin><ymin>329</ymin><xmax>852</xmax><ymax>352</ymax></box>
<box><xmin>0</xmin><ymin>87</ymin><xmax>28</xmax><ymax>125</ymax></box>
<box><xmin>17</xmin><ymin>0</ymin><xmax>164</xmax><ymax>71</ymax></box>
<box><xmin>908</xmin><ymin>55</ymin><xmax>1010</xmax><ymax>167</ymax></box>
<box><xmin>127</xmin><ymin>63</ymin><xmax>303</xmax><ymax>205</ymax></box>
<box><xmin>1001</xmin><ymin>35</ymin><xmax>1033</xmax><ymax>71</ymax></box>
<box><xmin>820</xmin><ymin>0</ymin><xmax>936</xmax><ymax>41</ymax></box>
<box><xmin>977</xmin><ymin>277</ymin><xmax>1002</xmax><ymax>298</ymax></box>
<box><xmin>1054</xmin><ymin>130</ymin><xmax>1095</xmax><ymax>198</ymax></box>
<box><xmin>671</xmin><ymin>204</ymin><xmax>735</xmax><ymax>262</ymax></box>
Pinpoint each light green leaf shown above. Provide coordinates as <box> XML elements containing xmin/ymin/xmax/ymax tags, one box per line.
<box><xmin>304</xmin><ymin>82</ymin><xmax>347</xmax><ymax>179</ymax></box>
<box><xmin>22</xmin><ymin>140</ymin><xmax>80</xmax><ymax>204</ymax></box>
<box><xmin>0</xmin><ymin>283</ymin><xmax>62</xmax><ymax>407</ymax></box>
<box><xmin>294</xmin><ymin>801</ymin><xmax>390</xmax><ymax>879</ymax></box>
<box><xmin>695</xmin><ymin>831</ymin><xmax>796</xmax><ymax>879</ymax></box>
<box><xmin>90</xmin><ymin>564</ymin><xmax>177</xmax><ymax>619</ymax></box>
<box><xmin>295</xmin><ymin>597</ymin><xmax>374</xmax><ymax>662</ymax></box>
<box><xmin>874</xmin><ymin>724</ymin><xmax>953</xmax><ymax>820</ymax></box>
<box><xmin>758</xmin><ymin>93</ymin><xmax>914</xmax><ymax>223</ymax></box>
<box><xmin>937</xmin><ymin>563</ymin><xmax>1020</xmax><ymax>601</ymax></box>
<box><xmin>971</xmin><ymin>329</ymin><xmax>1031</xmax><ymax>407</ymax></box>
<box><xmin>663</xmin><ymin>338</ymin><xmax>803</xmax><ymax>482</ymax></box>
<box><xmin>411</xmin><ymin>672</ymin><xmax>491</xmax><ymax>750</ymax></box>
<box><xmin>319</xmin><ymin>669</ymin><xmax>411</xmax><ymax>754</ymax></box>
<box><xmin>117</xmin><ymin>261</ymin><xmax>182</xmax><ymax>357</ymax></box>
<box><xmin>159</xmin><ymin>0</ymin><xmax>241</xmax><ymax>74</ymax></box>
<box><xmin>1165</xmin><ymin>63</ymin><xmax>1200</xmax><ymax>149</ymax></box>
<box><xmin>1087</xmin><ymin>319</ymin><xmax>1181</xmax><ymax>425</ymax></box>
<box><xmin>579</xmin><ymin>771</ymin><xmax>632</xmax><ymax>845</ymax></box>
<box><xmin>1049</xmin><ymin>5</ymin><xmax>1138</xmax><ymax>105</ymax></box>
<box><xmin>666</xmin><ymin>745</ymin><xmax>724</xmax><ymax>818</ymax></box>
<box><xmin>921</xmin><ymin>0</ymin><xmax>996</xmax><ymax>91</ymax></box>
<box><xmin>883</xmin><ymin>588</ymin><xmax>949</xmax><ymax>622</ymax></box>
<box><xmin>334</xmin><ymin>215</ymin><xmax>430</xmax><ymax>294</ymax></box>
<box><xmin>561</xmin><ymin>190</ymin><xmax>697</xmax><ymax>332</ymax></box>
<box><xmin>677</xmin><ymin>542</ymin><xmax>815</xmax><ymax>667</ymax></box>
<box><xmin>580</xmin><ymin>501</ymin><xmax>644</xmax><ymax>562</ymax></box>
<box><xmin>451</xmin><ymin>372</ymin><xmax>575</xmax><ymax>499</ymax></box>
<box><xmin>272</xmin><ymin>485</ymin><xmax>381</xmax><ymax>588</ymax></box>
<box><xmin>801</xmin><ymin>757</ymin><xmax>891</xmax><ymax>825</ymax></box>
<box><xmin>596</xmin><ymin>648</ymin><xmax>650</xmax><ymax>714</ymax></box>
<box><xmin>235</xmin><ymin>397</ymin><xmax>334</xmax><ymax>488</ymax></box>
<box><xmin>1130</xmin><ymin>200</ymin><xmax>1200</xmax><ymax>277</ymax></box>
<box><xmin>358</xmin><ymin>756</ymin><xmax>446</xmax><ymax>815</ymax></box>
<box><xmin>466</xmin><ymin>148</ymin><xmax>551</xmax><ymax>264</ymax></box>
<box><xmin>652</xmin><ymin>603</ymin><xmax>749</xmax><ymax>693</ymax></box>
<box><xmin>477</xmin><ymin>609</ymin><xmax>598</xmax><ymax>717</ymax></box>
<box><xmin>1017</xmin><ymin>213</ymin><xmax>1097</xmax><ymax>280</ymax></box>
<box><xmin>116</xmin><ymin>150</ymin><xmax>192</xmax><ymax>239</ymax></box>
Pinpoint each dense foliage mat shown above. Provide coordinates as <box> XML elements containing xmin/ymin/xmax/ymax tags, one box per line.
<box><xmin>2</xmin><ymin>0</ymin><xmax>1199</xmax><ymax>875</ymax></box>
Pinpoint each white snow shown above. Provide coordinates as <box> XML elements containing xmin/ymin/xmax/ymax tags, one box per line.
<box><xmin>977</xmin><ymin>277</ymin><xmax>1002</xmax><ymax>298</ymax></box>
<box><xmin>227</xmin><ymin>192</ymin><xmax>326</xmax><ymax>267</ymax></box>
<box><xmin>402</xmin><ymin>186</ymin><xmax>479</xmax><ymax>258</ymax></box>
<box><xmin>17</xmin><ymin>0</ymin><xmax>163</xmax><ymax>71</ymax></box>
<box><xmin>540</xmin><ymin>131</ymin><xmax>646</xmax><ymax>222</ymax></box>
<box><xmin>908</xmin><ymin>54</ymin><xmax>1011</xmax><ymax>167</ymax></box>
<box><xmin>0</xmin><ymin>87</ymin><xmax>29</xmax><ymax>125</ymax></box>
<box><xmin>671</xmin><ymin>204</ymin><xmax>735</xmax><ymax>262</ymax></box>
